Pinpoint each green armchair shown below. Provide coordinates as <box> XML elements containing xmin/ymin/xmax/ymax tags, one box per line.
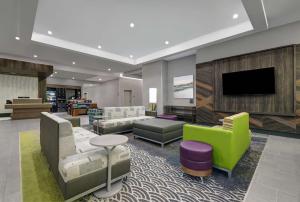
<box><xmin>183</xmin><ymin>112</ymin><xmax>251</xmax><ymax>177</ymax></box>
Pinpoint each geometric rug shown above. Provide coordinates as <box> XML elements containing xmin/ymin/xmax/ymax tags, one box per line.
<box><xmin>81</xmin><ymin>133</ymin><xmax>266</xmax><ymax>202</ymax></box>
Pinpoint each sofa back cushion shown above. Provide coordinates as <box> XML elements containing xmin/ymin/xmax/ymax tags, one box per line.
<box><xmin>103</xmin><ymin>106</ymin><xmax>145</xmax><ymax>119</ymax></box>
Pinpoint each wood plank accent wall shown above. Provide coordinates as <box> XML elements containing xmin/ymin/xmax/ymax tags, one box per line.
<box><xmin>196</xmin><ymin>45</ymin><xmax>300</xmax><ymax>134</ymax></box>
<box><xmin>214</xmin><ymin>46</ymin><xmax>294</xmax><ymax>115</ymax></box>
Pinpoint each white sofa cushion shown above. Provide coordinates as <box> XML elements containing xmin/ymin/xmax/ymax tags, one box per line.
<box><xmin>73</xmin><ymin>127</ymin><xmax>99</xmax><ymax>153</ymax></box>
<box><xmin>59</xmin><ymin>145</ymin><xmax>130</xmax><ymax>182</ymax></box>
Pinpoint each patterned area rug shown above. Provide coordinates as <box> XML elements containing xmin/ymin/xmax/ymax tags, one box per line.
<box><xmin>80</xmin><ymin>133</ymin><xmax>266</xmax><ymax>202</ymax></box>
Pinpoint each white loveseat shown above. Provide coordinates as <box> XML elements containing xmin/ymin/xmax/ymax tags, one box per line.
<box><xmin>93</xmin><ymin>106</ymin><xmax>154</xmax><ymax>134</ymax></box>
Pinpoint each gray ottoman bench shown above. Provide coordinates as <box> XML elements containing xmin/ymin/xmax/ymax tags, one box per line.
<box><xmin>133</xmin><ymin>118</ymin><xmax>185</xmax><ymax>148</ymax></box>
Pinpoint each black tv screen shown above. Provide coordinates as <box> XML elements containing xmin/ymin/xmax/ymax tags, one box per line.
<box><xmin>222</xmin><ymin>67</ymin><xmax>275</xmax><ymax>95</ymax></box>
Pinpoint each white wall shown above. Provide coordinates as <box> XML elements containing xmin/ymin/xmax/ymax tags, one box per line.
<box><xmin>142</xmin><ymin>61</ymin><xmax>167</xmax><ymax>114</ymax></box>
<box><xmin>82</xmin><ymin>78</ymin><xmax>143</xmax><ymax>108</ymax></box>
<box><xmin>82</xmin><ymin>79</ymin><xmax>119</xmax><ymax>107</ymax></box>
<box><xmin>167</xmin><ymin>55</ymin><xmax>196</xmax><ymax>106</ymax></box>
<box><xmin>196</xmin><ymin>21</ymin><xmax>300</xmax><ymax>63</ymax></box>
<box><xmin>0</xmin><ymin>74</ymin><xmax>38</xmax><ymax>113</ymax></box>
<box><xmin>119</xmin><ymin>78</ymin><xmax>143</xmax><ymax>106</ymax></box>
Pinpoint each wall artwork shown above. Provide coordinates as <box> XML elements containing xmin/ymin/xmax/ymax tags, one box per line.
<box><xmin>173</xmin><ymin>75</ymin><xmax>194</xmax><ymax>99</ymax></box>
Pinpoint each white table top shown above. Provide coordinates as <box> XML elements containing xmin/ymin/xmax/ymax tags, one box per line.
<box><xmin>90</xmin><ymin>135</ymin><xmax>128</xmax><ymax>147</ymax></box>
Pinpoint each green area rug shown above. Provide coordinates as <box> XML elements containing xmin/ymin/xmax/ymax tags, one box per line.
<box><xmin>20</xmin><ymin>130</ymin><xmax>64</xmax><ymax>202</ymax></box>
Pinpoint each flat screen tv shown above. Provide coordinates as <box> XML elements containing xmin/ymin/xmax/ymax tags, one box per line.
<box><xmin>222</xmin><ymin>67</ymin><xmax>275</xmax><ymax>95</ymax></box>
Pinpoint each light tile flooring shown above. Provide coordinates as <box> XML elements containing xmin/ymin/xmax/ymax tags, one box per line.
<box><xmin>244</xmin><ymin>136</ymin><xmax>300</xmax><ymax>202</ymax></box>
<box><xmin>0</xmin><ymin>116</ymin><xmax>299</xmax><ymax>202</ymax></box>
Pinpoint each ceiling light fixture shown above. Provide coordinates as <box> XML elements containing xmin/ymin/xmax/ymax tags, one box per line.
<box><xmin>130</xmin><ymin>22</ymin><xmax>135</xmax><ymax>28</ymax></box>
<box><xmin>47</xmin><ymin>30</ymin><xmax>53</xmax><ymax>35</ymax></box>
<box><xmin>165</xmin><ymin>41</ymin><xmax>170</xmax><ymax>45</ymax></box>
<box><xmin>33</xmin><ymin>54</ymin><xmax>38</xmax><ymax>58</ymax></box>
<box><xmin>15</xmin><ymin>36</ymin><xmax>20</xmax><ymax>40</ymax></box>
<box><xmin>98</xmin><ymin>78</ymin><xmax>102</xmax><ymax>81</ymax></box>
<box><xmin>72</xmin><ymin>61</ymin><xmax>76</xmax><ymax>65</ymax></box>
<box><xmin>50</xmin><ymin>74</ymin><xmax>54</xmax><ymax>77</ymax></box>
<box><xmin>232</xmin><ymin>13</ymin><xmax>239</xmax><ymax>19</ymax></box>
<box><xmin>97</xmin><ymin>45</ymin><xmax>102</xmax><ymax>49</ymax></box>
<box><xmin>129</xmin><ymin>55</ymin><xmax>133</xmax><ymax>58</ymax></box>
<box><xmin>54</xmin><ymin>71</ymin><xmax>58</xmax><ymax>74</ymax></box>
<box><xmin>72</xmin><ymin>77</ymin><xmax>75</xmax><ymax>80</ymax></box>
<box><xmin>107</xmin><ymin>68</ymin><xmax>111</xmax><ymax>71</ymax></box>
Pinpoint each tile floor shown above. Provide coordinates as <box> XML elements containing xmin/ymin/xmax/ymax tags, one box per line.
<box><xmin>0</xmin><ymin>115</ymin><xmax>299</xmax><ymax>202</ymax></box>
<box><xmin>244</xmin><ymin>136</ymin><xmax>300</xmax><ymax>202</ymax></box>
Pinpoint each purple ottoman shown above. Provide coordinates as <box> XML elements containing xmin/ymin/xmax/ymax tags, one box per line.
<box><xmin>157</xmin><ymin>114</ymin><xmax>177</xmax><ymax>121</ymax></box>
<box><xmin>180</xmin><ymin>141</ymin><xmax>212</xmax><ymax>176</ymax></box>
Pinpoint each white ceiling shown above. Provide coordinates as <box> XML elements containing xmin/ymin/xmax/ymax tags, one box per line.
<box><xmin>49</xmin><ymin>69</ymin><xmax>118</xmax><ymax>83</ymax></box>
<box><xmin>264</xmin><ymin>0</ymin><xmax>300</xmax><ymax>28</ymax></box>
<box><xmin>33</xmin><ymin>0</ymin><xmax>249</xmax><ymax>61</ymax></box>
<box><xmin>0</xmin><ymin>0</ymin><xmax>300</xmax><ymax>82</ymax></box>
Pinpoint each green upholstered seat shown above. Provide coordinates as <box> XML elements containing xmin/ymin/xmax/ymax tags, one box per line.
<box><xmin>183</xmin><ymin>112</ymin><xmax>251</xmax><ymax>173</ymax></box>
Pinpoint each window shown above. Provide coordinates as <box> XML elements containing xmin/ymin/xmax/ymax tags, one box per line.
<box><xmin>149</xmin><ymin>88</ymin><xmax>157</xmax><ymax>103</ymax></box>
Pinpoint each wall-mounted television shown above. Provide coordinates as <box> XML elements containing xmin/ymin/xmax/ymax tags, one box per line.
<box><xmin>222</xmin><ymin>67</ymin><xmax>275</xmax><ymax>95</ymax></box>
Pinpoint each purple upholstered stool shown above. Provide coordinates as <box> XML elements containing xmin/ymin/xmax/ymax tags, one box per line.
<box><xmin>157</xmin><ymin>114</ymin><xmax>177</xmax><ymax>121</ymax></box>
<box><xmin>180</xmin><ymin>141</ymin><xmax>212</xmax><ymax>176</ymax></box>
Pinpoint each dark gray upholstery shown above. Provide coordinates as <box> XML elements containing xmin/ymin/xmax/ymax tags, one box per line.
<box><xmin>133</xmin><ymin>118</ymin><xmax>185</xmax><ymax>147</ymax></box>
<box><xmin>93</xmin><ymin>124</ymin><xmax>133</xmax><ymax>134</ymax></box>
<box><xmin>133</xmin><ymin>128</ymin><xmax>183</xmax><ymax>143</ymax></box>
<box><xmin>133</xmin><ymin>119</ymin><xmax>185</xmax><ymax>133</ymax></box>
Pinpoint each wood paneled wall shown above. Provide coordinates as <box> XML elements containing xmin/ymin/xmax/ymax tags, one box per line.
<box><xmin>196</xmin><ymin>45</ymin><xmax>300</xmax><ymax>134</ymax></box>
<box><xmin>214</xmin><ymin>47</ymin><xmax>294</xmax><ymax>115</ymax></box>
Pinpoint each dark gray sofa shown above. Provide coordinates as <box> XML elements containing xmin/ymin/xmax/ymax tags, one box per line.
<box><xmin>40</xmin><ymin>112</ymin><xmax>130</xmax><ymax>201</ymax></box>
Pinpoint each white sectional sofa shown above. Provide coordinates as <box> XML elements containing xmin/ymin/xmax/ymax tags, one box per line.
<box><xmin>40</xmin><ymin>112</ymin><xmax>130</xmax><ymax>201</ymax></box>
<box><xmin>93</xmin><ymin>106</ymin><xmax>154</xmax><ymax>134</ymax></box>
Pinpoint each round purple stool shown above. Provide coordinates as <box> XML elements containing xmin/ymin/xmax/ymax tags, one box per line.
<box><xmin>180</xmin><ymin>141</ymin><xmax>212</xmax><ymax>176</ymax></box>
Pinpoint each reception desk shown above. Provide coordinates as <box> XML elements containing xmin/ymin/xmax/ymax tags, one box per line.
<box><xmin>5</xmin><ymin>98</ymin><xmax>52</xmax><ymax>119</ymax></box>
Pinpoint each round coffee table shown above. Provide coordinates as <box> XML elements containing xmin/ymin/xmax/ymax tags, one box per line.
<box><xmin>89</xmin><ymin>135</ymin><xmax>128</xmax><ymax>198</ymax></box>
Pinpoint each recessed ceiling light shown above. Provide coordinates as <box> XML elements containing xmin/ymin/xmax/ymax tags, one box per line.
<box><xmin>129</xmin><ymin>55</ymin><xmax>133</xmax><ymax>58</ymax></box>
<box><xmin>72</xmin><ymin>77</ymin><xmax>75</xmax><ymax>80</ymax></box>
<box><xmin>15</xmin><ymin>36</ymin><xmax>20</xmax><ymax>40</ymax></box>
<box><xmin>165</xmin><ymin>41</ymin><xmax>170</xmax><ymax>45</ymax></box>
<box><xmin>72</xmin><ymin>61</ymin><xmax>76</xmax><ymax>65</ymax></box>
<box><xmin>33</xmin><ymin>54</ymin><xmax>38</xmax><ymax>58</ymax></box>
<box><xmin>50</xmin><ymin>74</ymin><xmax>54</xmax><ymax>77</ymax></box>
<box><xmin>233</xmin><ymin>13</ymin><xmax>239</xmax><ymax>19</ymax></box>
<box><xmin>98</xmin><ymin>78</ymin><xmax>102</xmax><ymax>81</ymax></box>
<box><xmin>130</xmin><ymin>22</ymin><xmax>135</xmax><ymax>28</ymax></box>
<box><xmin>107</xmin><ymin>68</ymin><xmax>111</xmax><ymax>71</ymax></box>
<box><xmin>54</xmin><ymin>71</ymin><xmax>58</xmax><ymax>74</ymax></box>
<box><xmin>97</xmin><ymin>45</ymin><xmax>102</xmax><ymax>49</ymax></box>
<box><xmin>47</xmin><ymin>30</ymin><xmax>53</xmax><ymax>35</ymax></box>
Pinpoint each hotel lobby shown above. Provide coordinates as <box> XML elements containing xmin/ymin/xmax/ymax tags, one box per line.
<box><xmin>0</xmin><ymin>0</ymin><xmax>300</xmax><ymax>202</ymax></box>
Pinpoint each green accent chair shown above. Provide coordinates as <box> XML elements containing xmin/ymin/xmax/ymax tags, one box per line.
<box><xmin>183</xmin><ymin>112</ymin><xmax>251</xmax><ymax>177</ymax></box>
